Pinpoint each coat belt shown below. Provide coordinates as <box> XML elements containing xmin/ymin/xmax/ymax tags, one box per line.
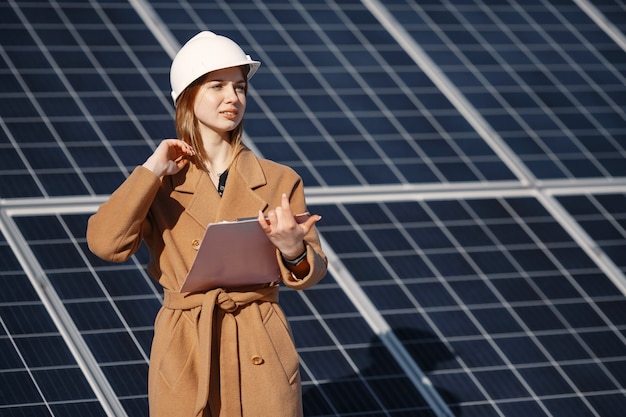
<box><xmin>162</xmin><ymin>285</ymin><xmax>279</xmax><ymax>417</ymax></box>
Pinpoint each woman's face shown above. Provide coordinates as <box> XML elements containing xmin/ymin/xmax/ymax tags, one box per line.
<box><xmin>194</xmin><ymin>66</ymin><xmax>247</xmax><ymax>136</ymax></box>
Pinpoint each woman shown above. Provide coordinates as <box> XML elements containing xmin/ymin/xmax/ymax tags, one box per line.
<box><xmin>87</xmin><ymin>31</ymin><xmax>327</xmax><ymax>417</ymax></box>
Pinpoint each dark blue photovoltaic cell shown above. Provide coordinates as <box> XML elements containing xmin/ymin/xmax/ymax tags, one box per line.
<box><xmin>557</xmin><ymin>193</ymin><xmax>626</xmax><ymax>269</ymax></box>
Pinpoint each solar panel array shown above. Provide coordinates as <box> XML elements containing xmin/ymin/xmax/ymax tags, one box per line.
<box><xmin>1</xmin><ymin>1</ymin><xmax>625</xmax><ymax>416</ymax></box>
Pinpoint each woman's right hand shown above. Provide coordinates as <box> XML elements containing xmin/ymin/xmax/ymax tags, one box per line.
<box><xmin>142</xmin><ymin>139</ymin><xmax>195</xmax><ymax>177</ymax></box>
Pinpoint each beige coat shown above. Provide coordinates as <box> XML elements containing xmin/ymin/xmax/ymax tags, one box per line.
<box><xmin>87</xmin><ymin>147</ymin><xmax>327</xmax><ymax>417</ymax></box>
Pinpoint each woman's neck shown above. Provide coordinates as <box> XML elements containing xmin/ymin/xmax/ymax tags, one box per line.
<box><xmin>201</xmin><ymin>133</ymin><xmax>233</xmax><ymax>175</ymax></box>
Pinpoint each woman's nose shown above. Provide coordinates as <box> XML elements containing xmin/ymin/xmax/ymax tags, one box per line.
<box><xmin>224</xmin><ymin>84</ymin><xmax>239</xmax><ymax>103</ymax></box>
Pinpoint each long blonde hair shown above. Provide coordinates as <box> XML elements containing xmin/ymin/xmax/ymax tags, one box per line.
<box><xmin>174</xmin><ymin>66</ymin><xmax>248</xmax><ymax>168</ymax></box>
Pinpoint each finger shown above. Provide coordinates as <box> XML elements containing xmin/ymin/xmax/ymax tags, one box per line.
<box><xmin>281</xmin><ymin>193</ymin><xmax>291</xmax><ymax>212</ymax></box>
<box><xmin>257</xmin><ymin>210</ymin><xmax>270</xmax><ymax>231</ymax></box>
<box><xmin>164</xmin><ymin>138</ymin><xmax>193</xmax><ymax>154</ymax></box>
<box><xmin>267</xmin><ymin>209</ymin><xmax>277</xmax><ymax>226</ymax></box>
<box><xmin>181</xmin><ymin>140</ymin><xmax>195</xmax><ymax>155</ymax></box>
<box><xmin>274</xmin><ymin>193</ymin><xmax>295</xmax><ymax>224</ymax></box>
<box><xmin>175</xmin><ymin>140</ymin><xmax>195</xmax><ymax>156</ymax></box>
<box><xmin>300</xmin><ymin>214</ymin><xmax>321</xmax><ymax>234</ymax></box>
<box><xmin>273</xmin><ymin>205</ymin><xmax>284</xmax><ymax>220</ymax></box>
<box><xmin>176</xmin><ymin>157</ymin><xmax>190</xmax><ymax>169</ymax></box>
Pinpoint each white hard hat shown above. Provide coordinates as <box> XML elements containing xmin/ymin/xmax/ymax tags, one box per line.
<box><xmin>170</xmin><ymin>31</ymin><xmax>261</xmax><ymax>104</ymax></box>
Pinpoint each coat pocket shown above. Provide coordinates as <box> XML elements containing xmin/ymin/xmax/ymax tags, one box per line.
<box><xmin>261</xmin><ymin>303</ymin><xmax>300</xmax><ymax>385</ymax></box>
<box><xmin>156</xmin><ymin>310</ymin><xmax>198</xmax><ymax>390</ymax></box>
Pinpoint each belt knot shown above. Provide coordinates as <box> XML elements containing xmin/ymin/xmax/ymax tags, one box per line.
<box><xmin>216</xmin><ymin>291</ymin><xmax>238</xmax><ymax>313</ymax></box>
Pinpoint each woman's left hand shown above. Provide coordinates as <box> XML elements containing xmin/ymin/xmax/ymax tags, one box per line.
<box><xmin>258</xmin><ymin>193</ymin><xmax>321</xmax><ymax>259</ymax></box>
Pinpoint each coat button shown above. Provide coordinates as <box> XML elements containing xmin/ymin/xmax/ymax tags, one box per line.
<box><xmin>191</xmin><ymin>239</ymin><xmax>200</xmax><ymax>250</ymax></box>
<box><xmin>251</xmin><ymin>355</ymin><xmax>264</xmax><ymax>365</ymax></box>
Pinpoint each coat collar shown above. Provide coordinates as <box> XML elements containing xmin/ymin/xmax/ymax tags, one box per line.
<box><xmin>170</xmin><ymin>146</ymin><xmax>269</xmax><ymax>227</ymax></box>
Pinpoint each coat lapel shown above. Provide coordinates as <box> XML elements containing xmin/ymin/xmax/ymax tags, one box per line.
<box><xmin>171</xmin><ymin>163</ymin><xmax>219</xmax><ymax>228</ymax></box>
<box><xmin>172</xmin><ymin>148</ymin><xmax>269</xmax><ymax>227</ymax></box>
<box><xmin>216</xmin><ymin>149</ymin><xmax>269</xmax><ymax>221</ymax></box>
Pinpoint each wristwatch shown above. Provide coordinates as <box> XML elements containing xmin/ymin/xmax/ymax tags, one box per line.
<box><xmin>282</xmin><ymin>249</ymin><xmax>307</xmax><ymax>266</ymax></box>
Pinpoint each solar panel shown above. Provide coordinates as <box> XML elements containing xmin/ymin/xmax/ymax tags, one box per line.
<box><xmin>378</xmin><ymin>0</ymin><xmax>626</xmax><ymax>181</ymax></box>
<box><xmin>1</xmin><ymin>0</ymin><xmax>625</xmax><ymax>416</ymax></box>
<box><xmin>313</xmin><ymin>196</ymin><xmax>626</xmax><ymax>416</ymax></box>
<box><xmin>0</xmin><ymin>227</ymin><xmax>109</xmax><ymax>416</ymax></box>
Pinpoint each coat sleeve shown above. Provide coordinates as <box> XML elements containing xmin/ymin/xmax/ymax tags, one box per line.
<box><xmin>87</xmin><ymin>166</ymin><xmax>161</xmax><ymax>263</ymax></box>
<box><xmin>276</xmin><ymin>176</ymin><xmax>328</xmax><ymax>290</ymax></box>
